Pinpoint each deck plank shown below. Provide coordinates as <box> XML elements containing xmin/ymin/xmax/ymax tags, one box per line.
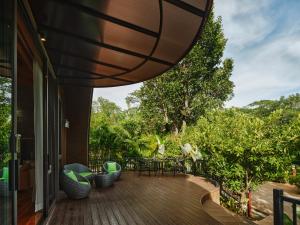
<box><xmin>48</xmin><ymin>172</ymin><xmax>239</xmax><ymax>225</ymax></box>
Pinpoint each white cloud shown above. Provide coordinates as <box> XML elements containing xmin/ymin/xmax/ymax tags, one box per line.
<box><xmin>93</xmin><ymin>83</ymin><xmax>141</xmax><ymax>109</ymax></box>
<box><xmin>226</xmin><ymin>32</ymin><xmax>300</xmax><ymax>107</ymax></box>
<box><xmin>215</xmin><ymin>0</ymin><xmax>274</xmax><ymax>51</ymax></box>
<box><xmin>215</xmin><ymin>0</ymin><xmax>300</xmax><ymax>107</ymax></box>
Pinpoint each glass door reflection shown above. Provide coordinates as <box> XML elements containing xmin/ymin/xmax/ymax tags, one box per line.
<box><xmin>0</xmin><ymin>0</ymin><xmax>15</xmax><ymax>224</ymax></box>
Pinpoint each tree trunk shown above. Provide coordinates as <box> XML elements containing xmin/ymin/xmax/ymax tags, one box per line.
<box><xmin>247</xmin><ymin>189</ymin><xmax>252</xmax><ymax>217</ymax></box>
<box><xmin>241</xmin><ymin>170</ymin><xmax>251</xmax><ymax>216</ymax></box>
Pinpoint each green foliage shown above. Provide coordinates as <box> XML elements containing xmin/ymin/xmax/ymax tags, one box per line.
<box><xmin>90</xmin><ymin>97</ymin><xmax>158</xmax><ymax>160</ymax></box>
<box><xmin>289</xmin><ymin>176</ymin><xmax>300</xmax><ymax>190</ymax></box>
<box><xmin>163</xmin><ymin>135</ymin><xmax>182</xmax><ymax>157</ymax></box>
<box><xmin>130</xmin><ymin>10</ymin><xmax>234</xmax><ymax>133</ymax></box>
<box><xmin>220</xmin><ymin>195</ymin><xmax>243</xmax><ymax>215</ymax></box>
<box><xmin>242</xmin><ymin>94</ymin><xmax>300</xmax><ymax>123</ymax></box>
<box><xmin>281</xmin><ymin>113</ymin><xmax>300</xmax><ymax>164</ymax></box>
<box><xmin>138</xmin><ymin>134</ymin><xmax>158</xmax><ymax>158</ymax></box>
<box><xmin>0</xmin><ymin>77</ymin><xmax>11</xmax><ymax>168</ymax></box>
<box><xmin>283</xmin><ymin>213</ymin><xmax>293</xmax><ymax>225</ymax></box>
<box><xmin>182</xmin><ymin>109</ymin><xmax>294</xmax><ymax>194</ymax></box>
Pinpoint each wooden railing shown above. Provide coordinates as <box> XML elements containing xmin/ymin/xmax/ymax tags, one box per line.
<box><xmin>89</xmin><ymin>156</ymin><xmax>299</xmax><ymax>221</ymax></box>
<box><xmin>220</xmin><ymin>184</ymin><xmax>243</xmax><ymax>214</ymax></box>
<box><xmin>89</xmin><ymin>157</ymin><xmax>250</xmax><ymax>213</ymax></box>
<box><xmin>88</xmin><ymin>157</ymin><xmax>140</xmax><ymax>173</ymax></box>
<box><xmin>273</xmin><ymin>189</ymin><xmax>300</xmax><ymax>225</ymax></box>
<box><xmin>88</xmin><ymin>156</ymin><xmax>206</xmax><ymax>176</ymax></box>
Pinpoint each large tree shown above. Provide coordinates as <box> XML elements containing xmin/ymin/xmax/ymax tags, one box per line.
<box><xmin>131</xmin><ymin>9</ymin><xmax>234</xmax><ymax>133</ymax></box>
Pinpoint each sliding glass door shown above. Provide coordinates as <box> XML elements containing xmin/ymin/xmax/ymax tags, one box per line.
<box><xmin>0</xmin><ymin>0</ymin><xmax>16</xmax><ymax>224</ymax></box>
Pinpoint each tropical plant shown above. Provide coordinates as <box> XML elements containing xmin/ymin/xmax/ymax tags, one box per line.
<box><xmin>155</xmin><ymin>135</ymin><xmax>165</xmax><ymax>156</ymax></box>
<box><xmin>181</xmin><ymin>143</ymin><xmax>202</xmax><ymax>162</ymax></box>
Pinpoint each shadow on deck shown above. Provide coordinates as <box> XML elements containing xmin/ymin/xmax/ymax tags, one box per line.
<box><xmin>46</xmin><ymin>172</ymin><xmax>250</xmax><ymax>225</ymax></box>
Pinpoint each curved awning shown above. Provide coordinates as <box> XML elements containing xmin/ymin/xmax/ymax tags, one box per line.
<box><xmin>29</xmin><ymin>0</ymin><xmax>213</xmax><ymax>87</ymax></box>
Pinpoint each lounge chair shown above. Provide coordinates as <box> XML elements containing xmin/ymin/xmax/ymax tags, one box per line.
<box><xmin>64</xmin><ymin>163</ymin><xmax>95</xmax><ymax>183</ymax></box>
<box><xmin>103</xmin><ymin>161</ymin><xmax>121</xmax><ymax>180</ymax></box>
<box><xmin>60</xmin><ymin>169</ymin><xmax>91</xmax><ymax>199</ymax></box>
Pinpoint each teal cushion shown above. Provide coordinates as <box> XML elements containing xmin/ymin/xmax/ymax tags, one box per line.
<box><xmin>2</xmin><ymin>167</ymin><xmax>8</xmax><ymax>180</ymax></box>
<box><xmin>79</xmin><ymin>172</ymin><xmax>93</xmax><ymax>177</ymax></box>
<box><xmin>107</xmin><ymin>162</ymin><xmax>117</xmax><ymax>173</ymax></box>
<box><xmin>66</xmin><ymin>171</ymin><xmax>78</xmax><ymax>182</ymax></box>
<box><xmin>0</xmin><ymin>167</ymin><xmax>9</xmax><ymax>182</ymax></box>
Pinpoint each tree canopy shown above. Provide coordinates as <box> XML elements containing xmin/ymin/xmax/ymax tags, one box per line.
<box><xmin>130</xmin><ymin>10</ymin><xmax>234</xmax><ymax>134</ymax></box>
<box><xmin>182</xmin><ymin>109</ymin><xmax>297</xmax><ymax>194</ymax></box>
<box><xmin>241</xmin><ymin>94</ymin><xmax>300</xmax><ymax>124</ymax></box>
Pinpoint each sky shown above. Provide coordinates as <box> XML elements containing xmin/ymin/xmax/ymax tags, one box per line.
<box><xmin>93</xmin><ymin>0</ymin><xmax>300</xmax><ymax>109</ymax></box>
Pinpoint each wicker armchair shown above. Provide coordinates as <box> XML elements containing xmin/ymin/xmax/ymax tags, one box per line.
<box><xmin>60</xmin><ymin>169</ymin><xmax>91</xmax><ymax>199</ymax></box>
<box><xmin>64</xmin><ymin>163</ymin><xmax>95</xmax><ymax>183</ymax></box>
<box><xmin>103</xmin><ymin>161</ymin><xmax>121</xmax><ymax>181</ymax></box>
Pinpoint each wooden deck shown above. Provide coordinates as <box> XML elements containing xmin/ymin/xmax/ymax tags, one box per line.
<box><xmin>46</xmin><ymin>172</ymin><xmax>242</xmax><ymax>225</ymax></box>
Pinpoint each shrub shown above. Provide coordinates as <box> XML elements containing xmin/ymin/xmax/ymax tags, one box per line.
<box><xmin>289</xmin><ymin>176</ymin><xmax>300</xmax><ymax>191</ymax></box>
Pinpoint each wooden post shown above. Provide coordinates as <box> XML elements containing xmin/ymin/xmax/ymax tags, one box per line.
<box><xmin>292</xmin><ymin>203</ymin><xmax>297</xmax><ymax>225</ymax></box>
<box><xmin>273</xmin><ymin>189</ymin><xmax>284</xmax><ymax>225</ymax></box>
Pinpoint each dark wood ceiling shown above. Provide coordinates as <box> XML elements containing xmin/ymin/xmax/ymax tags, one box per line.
<box><xmin>29</xmin><ymin>0</ymin><xmax>213</xmax><ymax>87</ymax></box>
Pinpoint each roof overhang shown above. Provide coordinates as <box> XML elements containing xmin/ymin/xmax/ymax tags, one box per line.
<box><xmin>28</xmin><ymin>0</ymin><xmax>213</xmax><ymax>87</ymax></box>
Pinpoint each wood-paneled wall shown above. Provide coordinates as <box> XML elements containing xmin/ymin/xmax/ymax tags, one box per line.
<box><xmin>62</xmin><ymin>86</ymin><xmax>93</xmax><ymax>166</ymax></box>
